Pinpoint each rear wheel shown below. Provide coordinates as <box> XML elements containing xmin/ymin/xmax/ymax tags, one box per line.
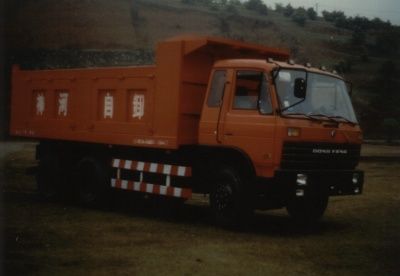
<box><xmin>210</xmin><ymin>167</ymin><xmax>253</xmax><ymax>228</ymax></box>
<box><xmin>74</xmin><ymin>157</ymin><xmax>111</xmax><ymax>207</ymax></box>
<box><xmin>36</xmin><ymin>153</ymin><xmax>62</xmax><ymax>200</ymax></box>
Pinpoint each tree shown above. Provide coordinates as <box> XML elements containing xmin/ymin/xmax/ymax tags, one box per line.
<box><xmin>351</xmin><ymin>16</ymin><xmax>372</xmax><ymax>31</ymax></box>
<box><xmin>225</xmin><ymin>2</ymin><xmax>239</xmax><ymax>14</ymax></box>
<box><xmin>322</xmin><ymin>10</ymin><xmax>346</xmax><ymax>23</ymax></box>
<box><xmin>322</xmin><ymin>10</ymin><xmax>332</xmax><ymax>21</ymax></box>
<box><xmin>333</xmin><ymin>59</ymin><xmax>353</xmax><ymax>74</ymax></box>
<box><xmin>375</xmin><ymin>28</ymin><xmax>400</xmax><ymax>56</ymax></box>
<box><xmin>334</xmin><ymin>16</ymin><xmax>350</xmax><ymax>29</ymax></box>
<box><xmin>219</xmin><ymin>17</ymin><xmax>231</xmax><ymax>35</ymax></box>
<box><xmin>371</xmin><ymin>17</ymin><xmax>391</xmax><ymax>30</ymax></box>
<box><xmin>368</xmin><ymin>60</ymin><xmax>400</xmax><ymax>136</ymax></box>
<box><xmin>245</xmin><ymin>0</ymin><xmax>268</xmax><ymax>15</ymax></box>
<box><xmin>292</xmin><ymin>7</ymin><xmax>307</xmax><ymax>26</ymax></box>
<box><xmin>306</xmin><ymin>7</ymin><xmax>317</xmax><ymax>20</ymax></box>
<box><xmin>351</xmin><ymin>28</ymin><xmax>366</xmax><ymax>46</ymax></box>
<box><xmin>130</xmin><ymin>0</ymin><xmax>140</xmax><ymax>26</ymax></box>
<box><xmin>228</xmin><ymin>0</ymin><xmax>242</xmax><ymax>7</ymax></box>
<box><xmin>181</xmin><ymin>0</ymin><xmax>213</xmax><ymax>6</ymax></box>
<box><xmin>275</xmin><ymin>3</ymin><xmax>284</xmax><ymax>13</ymax></box>
<box><xmin>283</xmin><ymin>4</ymin><xmax>294</xmax><ymax>17</ymax></box>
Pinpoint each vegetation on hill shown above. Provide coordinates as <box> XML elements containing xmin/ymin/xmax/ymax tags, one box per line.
<box><xmin>3</xmin><ymin>0</ymin><xmax>400</xmax><ymax>139</ymax></box>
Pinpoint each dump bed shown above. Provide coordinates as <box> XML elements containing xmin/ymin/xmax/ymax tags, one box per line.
<box><xmin>10</xmin><ymin>36</ymin><xmax>289</xmax><ymax>149</ymax></box>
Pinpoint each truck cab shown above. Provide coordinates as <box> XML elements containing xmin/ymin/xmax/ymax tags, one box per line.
<box><xmin>200</xmin><ymin>59</ymin><xmax>363</xmax><ymax>223</ymax></box>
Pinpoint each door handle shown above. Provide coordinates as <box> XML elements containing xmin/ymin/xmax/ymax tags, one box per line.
<box><xmin>224</xmin><ymin>132</ymin><xmax>233</xmax><ymax>136</ymax></box>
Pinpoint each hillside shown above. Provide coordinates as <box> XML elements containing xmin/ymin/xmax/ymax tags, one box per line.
<box><xmin>5</xmin><ymin>0</ymin><xmax>352</xmax><ymax>63</ymax></box>
<box><xmin>3</xmin><ymin>0</ymin><xmax>400</xmax><ymax>138</ymax></box>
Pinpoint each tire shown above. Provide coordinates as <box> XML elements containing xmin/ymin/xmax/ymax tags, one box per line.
<box><xmin>74</xmin><ymin>157</ymin><xmax>110</xmax><ymax>207</ymax></box>
<box><xmin>36</xmin><ymin>153</ymin><xmax>63</xmax><ymax>200</ymax></box>
<box><xmin>286</xmin><ymin>194</ymin><xmax>329</xmax><ymax>224</ymax></box>
<box><xmin>210</xmin><ymin>166</ymin><xmax>253</xmax><ymax>228</ymax></box>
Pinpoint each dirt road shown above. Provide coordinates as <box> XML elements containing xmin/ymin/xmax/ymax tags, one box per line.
<box><xmin>2</xmin><ymin>142</ymin><xmax>400</xmax><ymax>275</ymax></box>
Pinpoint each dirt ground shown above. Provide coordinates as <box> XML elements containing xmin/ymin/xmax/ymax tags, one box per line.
<box><xmin>1</xmin><ymin>142</ymin><xmax>400</xmax><ymax>276</ymax></box>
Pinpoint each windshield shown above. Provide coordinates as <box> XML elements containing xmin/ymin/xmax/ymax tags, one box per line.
<box><xmin>275</xmin><ymin>69</ymin><xmax>358</xmax><ymax>124</ymax></box>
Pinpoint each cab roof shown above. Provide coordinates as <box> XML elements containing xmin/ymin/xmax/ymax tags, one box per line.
<box><xmin>214</xmin><ymin>59</ymin><xmax>342</xmax><ymax>79</ymax></box>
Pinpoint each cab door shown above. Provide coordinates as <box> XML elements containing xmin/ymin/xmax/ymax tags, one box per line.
<box><xmin>199</xmin><ymin>69</ymin><xmax>276</xmax><ymax>176</ymax></box>
<box><xmin>220</xmin><ymin>70</ymin><xmax>277</xmax><ymax>176</ymax></box>
<box><xmin>199</xmin><ymin>69</ymin><xmax>234</xmax><ymax>144</ymax></box>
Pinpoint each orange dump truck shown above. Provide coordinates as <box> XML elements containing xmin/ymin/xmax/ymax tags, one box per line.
<box><xmin>10</xmin><ymin>36</ymin><xmax>364</xmax><ymax>225</ymax></box>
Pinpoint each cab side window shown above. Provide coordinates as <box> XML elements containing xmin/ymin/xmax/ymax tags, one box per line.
<box><xmin>207</xmin><ymin>70</ymin><xmax>226</xmax><ymax>107</ymax></box>
<box><xmin>233</xmin><ymin>71</ymin><xmax>272</xmax><ymax>114</ymax></box>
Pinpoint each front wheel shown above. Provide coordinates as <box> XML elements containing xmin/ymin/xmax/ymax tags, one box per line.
<box><xmin>210</xmin><ymin>167</ymin><xmax>253</xmax><ymax>228</ymax></box>
<box><xmin>286</xmin><ymin>194</ymin><xmax>329</xmax><ymax>224</ymax></box>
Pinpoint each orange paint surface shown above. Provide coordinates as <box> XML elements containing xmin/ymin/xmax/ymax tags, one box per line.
<box><xmin>10</xmin><ymin>36</ymin><xmax>289</xmax><ymax>149</ymax></box>
<box><xmin>10</xmin><ymin>36</ymin><xmax>363</xmax><ymax>179</ymax></box>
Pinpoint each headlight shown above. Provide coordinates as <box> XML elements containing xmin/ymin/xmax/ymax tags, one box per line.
<box><xmin>288</xmin><ymin>127</ymin><xmax>301</xmax><ymax>137</ymax></box>
<box><xmin>352</xmin><ymin>173</ymin><xmax>359</xmax><ymax>184</ymax></box>
<box><xmin>296</xmin><ymin>174</ymin><xmax>307</xmax><ymax>186</ymax></box>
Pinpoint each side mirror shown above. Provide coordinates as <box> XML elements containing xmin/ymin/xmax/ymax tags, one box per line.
<box><xmin>294</xmin><ymin>78</ymin><xmax>306</xmax><ymax>98</ymax></box>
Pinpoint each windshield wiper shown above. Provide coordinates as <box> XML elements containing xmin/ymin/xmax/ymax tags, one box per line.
<box><xmin>308</xmin><ymin>113</ymin><xmax>358</xmax><ymax>126</ymax></box>
<box><xmin>282</xmin><ymin>112</ymin><xmax>323</xmax><ymax>123</ymax></box>
<box><xmin>328</xmin><ymin>115</ymin><xmax>358</xmax><ymax>126</ymax></box>
<box><xmin>307</xmin><ymin>113</ymin><xmax>340</xmax><ymax>124</ymax></box>
<box><xmin>280</xmin><ymin>99</ymin><xmax>306</xmax><ymax>113</ymax></box>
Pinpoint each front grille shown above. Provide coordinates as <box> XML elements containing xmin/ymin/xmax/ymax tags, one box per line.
<box><xmin>281</xmin><ymin>142</ymin><xmax>361</xmax><ymax>170</ymax></box>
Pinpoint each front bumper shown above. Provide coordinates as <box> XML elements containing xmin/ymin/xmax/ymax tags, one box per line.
<box><xmin>275</xmin><ymin>169</ymin><xmax>364</xmax><ymax>198</ymax></box>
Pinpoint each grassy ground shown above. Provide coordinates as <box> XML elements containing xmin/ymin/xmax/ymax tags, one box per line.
<box><xmin>2</xmin><ymin>143</ymin><xmax>400</xmax><ymax>275</ymax></box>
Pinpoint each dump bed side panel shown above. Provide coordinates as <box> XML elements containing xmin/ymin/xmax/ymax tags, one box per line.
<box><xmin>9</xmin><ymin>65</ymin><xmax>178</xmax><ymax>148</ymax></box>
